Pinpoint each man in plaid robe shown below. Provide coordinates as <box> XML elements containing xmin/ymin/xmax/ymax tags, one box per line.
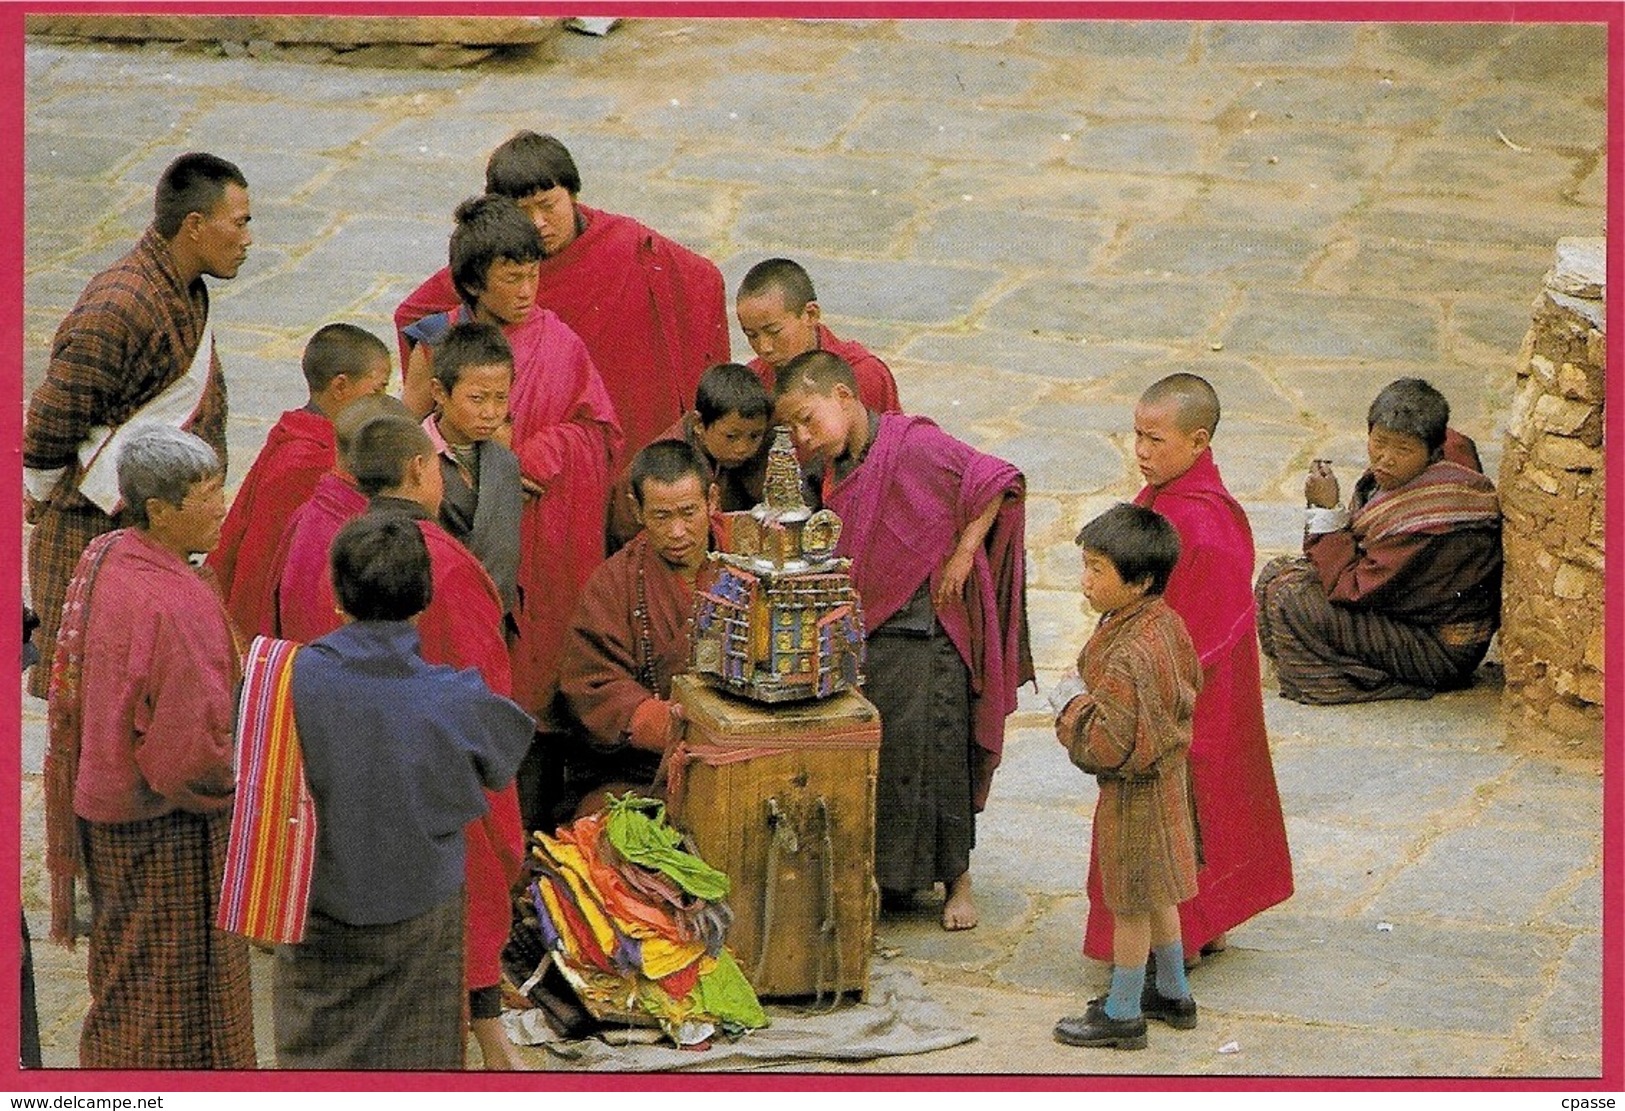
<box><xmin>24</xmin><ymin>152</ymin><xmax>251</xmax><ymax>697</ymax></box>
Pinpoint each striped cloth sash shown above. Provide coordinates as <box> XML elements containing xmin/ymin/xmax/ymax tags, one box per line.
<box><xmin>1353</xmin><ymin>462</ymin><xmax>1499</xmax><ymax>545</ymax></box>
<box><xmin>217</xmin><ymin>635</ymin><xmax>316</xmax><ymax>944</ymax></box>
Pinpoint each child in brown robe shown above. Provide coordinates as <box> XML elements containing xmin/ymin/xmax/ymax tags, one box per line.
<box><xmin>1052</xmin><ymin>503</ymin><xmax>1203</xmax><ymax>1050</ymax></box>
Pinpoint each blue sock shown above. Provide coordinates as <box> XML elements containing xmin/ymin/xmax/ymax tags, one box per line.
<box><xmin>1153</xmin><ymin>942</ymin><xmax>1192</xmax><ymax>1000</ymax></box>
<box><xmin>1103</xmin><ymin>964</ymin><xmax>1145</xmax><ymax>1020</ymax></box>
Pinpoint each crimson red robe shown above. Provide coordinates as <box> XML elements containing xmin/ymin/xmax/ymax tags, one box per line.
<box><xmin>410</xmin><ymin>516</ymin><xmax>526</xmax><ymax>993</ymax></box>
<box><xmin>748</xmin><ymin>323</ymin><xmax>901</xmax><ymax>414</ymax></box>
<box><xmin>270</xmin><ymin>472</ymin><xmax>368</xmax><ymax>644</ymax></box>
<box><xmin>206</xmin><ymin>407</ymin><xmax>334</xmax><ymax>638</ymax></box>
<box><xmin>395</xmin><ymin>203</ymin><xmax>728</xmax><ymax>457</ymax></box>
<box><xmin>823</xmin><ymin>413</ymin><xmax>1031</xmax><ymax>807</ymax></box>
<box><xmin>1083</xmin><ymin>448</ymin><xmax>1293</xmax><ymax>958</ymax></box>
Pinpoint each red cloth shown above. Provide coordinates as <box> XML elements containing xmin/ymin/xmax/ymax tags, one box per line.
<box><xmin>1083</xmin><ymin>449</ymin><xmax>1293</xmax><ymax>958</ymax></box>
<box><xmin>748</xmin><ymin>324</ymin><xmax>901</xmax><ymax>414</ymax></box>
<box><xmin>823</xmin><ymin>413</ymin><xmax>1031</xmax><ymax>804</ymax></box>
<box><xmin>395</xmin><ymin>203</ymin><xmax>728</xmax><ymax>457</ymax></box>
<box><xmin>207</xmin><ymin>408</ymin><xmax>334</xmax><ymax>638</ymax></box>
<box><xmin>411</xmin><ymin>518</ymin><xmax>527</xmax><ymax>992</ymax></box>
<box><xmin>270</xmin><ymin>472</ymin><xmax>368</xmax><ymax>643</ymax></box>
<box><xmin>65</xmin><ymin>530</ymin><xmax>240</xmax><ymax>824</ymax></box>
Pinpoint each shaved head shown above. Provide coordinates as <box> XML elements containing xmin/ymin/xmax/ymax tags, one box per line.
<box><xmin>1139</xmin><ymin>373</ymin><xmax>1220</xmax><ymax>436</ymax></box>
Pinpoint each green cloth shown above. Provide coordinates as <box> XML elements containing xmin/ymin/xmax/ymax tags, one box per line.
<box><xmin>604</xmin><ymin>794</ymin><xmax>731</xmax><ymax>900</ymax></box>
<box><xmin>692</xmin><ymin>948</ymin><xmax>768</xmax><ymax>1030</ymax></box>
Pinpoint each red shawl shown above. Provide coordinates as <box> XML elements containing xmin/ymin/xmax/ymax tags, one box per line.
<box><xmin>748</xmin><ymin>324</ymin><xmax>901</xmax><ymax>414</ymax></box>
<box><xmin>825</xmin><ymin>413</ymin><xmax>1031</xmax><ymax>792</ymax></box>
<box><xmin>271</xmin><ymin>472</ymin><xmax>368</xmax><ymax>643</ymax></box>
<box><xmin>395</xmin><ymin>204</ymin><xmax>729</xmax><ymax>456</ymax></box>
<box><xmin>207</xmin><ymin>408</ymin><xmax>335</xmax><ymax>638</ymax></box>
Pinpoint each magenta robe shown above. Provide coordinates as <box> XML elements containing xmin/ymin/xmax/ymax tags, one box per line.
<box><xmin>1084</xmin><ymin>449</ymin><xmax>1293</xmax><ymax>958</ymax></box>
<box><xmin>207</xmin><ymin>407</ymin><xmax>334</xmax><ymax>639</ymax></box>
<box><xmin>271</xmin><ymin>472</ymin><xmax>368</xmax><ymax>644</ymax></box>
<box><xmin>825</xmin><ymin>413</ymin><xmax>1030</xmax><ymax>806</ymax></box>
<box><xmin>395</xmin><ymin>203</ymin><xmax>728</xmax><ymax>457</ymax></box>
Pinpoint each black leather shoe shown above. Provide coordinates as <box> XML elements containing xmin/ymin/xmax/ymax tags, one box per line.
<box><xmin>1139</xmin><ymin>985</ymin><xmax>1198</xmax><ymax>1029</ymax></box>
<box><xmin>1053</xmin><ymin>997</ymin><xmax>1148</xmax><ymax>1049</ymax></box>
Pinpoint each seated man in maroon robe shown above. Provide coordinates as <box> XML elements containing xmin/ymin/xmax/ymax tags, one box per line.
<box><xmin>207</xmin><ymin>323</ymin><xmax>390</xmax><ymax>638</ymax></box>
<box><xmin>736</xmin><ymin>257</ymin><xmax>901</xmax><ymax>413</ymax></box>
<box><xmin>774</xmin><ymin>351</ymin><xmax>1031</xmax><ymax>931</ymax></box>
<box><xmin>605</xmin><ymin>362</ymin><xmax>771</xmax><ymax>554</ymax></box>
<box><xmin>1080</xmin><ymin>373</ymin><xmax>1292</xmax><ymax>970</ymax></box>
<box><xmin>557</xmin><ymin>440</ymin><xmax>719</xmax><ymax>825</ymax></box>
<box><xmin>1256</xmin><ymin>377</ymin><xmax>1502</xmax><ymax>704</ymax></box>
<box><xmin>394</xmin><ymin>130</ymin><xmax>729</xmax><ymax>457</ymax></box>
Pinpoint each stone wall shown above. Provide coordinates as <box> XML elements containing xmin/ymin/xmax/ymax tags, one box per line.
<box><xmin>25</xmin><ymin>14</ymin><xmax>562</xmax><ymax>68</ymax></box>
<box><xmin>1497</xmin><ymin>237</ymin><xmax>1605</xmax><ymax>755</ymax></box>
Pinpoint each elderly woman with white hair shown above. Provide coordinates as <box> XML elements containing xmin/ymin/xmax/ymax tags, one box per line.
<box><xmin>43</xmin><ymin>423</ymin><xmax>256</xmax><ymax>1069</ymax></box>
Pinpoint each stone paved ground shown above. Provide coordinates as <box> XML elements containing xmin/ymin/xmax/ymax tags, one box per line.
<box><xmin>15</xmin><ymin>15</ymin><xmax>1613</xmax><ymax>1080</ymax></box>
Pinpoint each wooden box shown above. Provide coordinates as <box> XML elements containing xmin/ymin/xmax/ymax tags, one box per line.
<box><xmin>668</xmin><ymin>674</ymin><xmax>879</xmax><ymax>1000</ymax></box>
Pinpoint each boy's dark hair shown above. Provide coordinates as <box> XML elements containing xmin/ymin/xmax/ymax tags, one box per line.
<box><xmin>348</xmin><ymin>414</ymin><xmax>433</xmax><ymax>497</ymax></box>
<box><xmin>302</xmin><ymin>323</ymin><xmax>389</xmax><ymax>394</ymax></box>
<box><xmin>629</xmin><ymin>438</ymin><xmax>714</xmax><ymax>507</ymax></box>
<box><xmin>1367</xmin><ymin>377</ymin><xmax>1449</xmax><ymax>454</ymax></box>
<box><xmin>774</xmin><ymin>350</ymin><xmax>857</xmax><ymax>401</ymax></box>
<box><xmin>449</xmin><ymin>194</ymin><xmax>543</xmax><ymax>307</ymax></box>
<box><xmin>1140</xmin><ymin>372</ymin><xmax>1220</xmax><ymax>436</ymax></box>
<box><xmin>434</xmin><ymin>321</ymin><xmax>515</xmax><ymax>394</ymax></box>
<box><xmin>485</xmin><ymin>131</ymin><xmax>582</xmax><ymax>199</ymax></box>
<box><xmin>331</xmin><ymin>511</ymin><xmax>433</xmax><ymax>621</ymax></box>
<box><xmin>738</xmin><ymin>258</ymin><xmax>817</xmax><ymax>312</ymax></box>
<box><xmin>695</xmin><ymin>363</ymin><xmax>772</xmax><ymax>425</ymax></box>
<box><xmin>1075</xmin><ymin>503</ymin><xmax>1182</xmax><ymax>596</ymax></box>
<box><xmin>154</xmin><ymin>152</ymin><xmax>248</xmax><ymax>238</ymax></box>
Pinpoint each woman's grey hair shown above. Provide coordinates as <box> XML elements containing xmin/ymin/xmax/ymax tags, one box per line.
<box><xmin>117</xmin><ymin>424</ymin><xmax>222</xmax><ymax>528</ymax></box>
<box><xmin>1366</xmin><ymin>377</ymin><xmax>1449</xmax><ymax>455</ymax></box>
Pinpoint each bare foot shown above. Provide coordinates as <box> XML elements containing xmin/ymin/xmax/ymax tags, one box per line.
<box><xmin>941</xmin><ymin>872</ymin><xmax>978</xmax><ymax>931</ymax></box>
<box><xmin>471</xmin><ymin>1016</ymin><xmax>533</xmax><ymax>1071</ymax></box>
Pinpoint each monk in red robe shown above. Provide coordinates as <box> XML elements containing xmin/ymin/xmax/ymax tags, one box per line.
<box><xmin>395</xmin><ymin>131</ymin><xmax>727</xmax><ymax>456</ymax></box>
<box><xmin>1083</xmin><ymin>373</ymin><xmax>1293</xmax><ymax>967</ymax></box>
<box><xmin>775</xmin><ymin>351</ymin><xmax>1031</xmax><ymax>932</ymax></box>
<box><xmin>207</xmin><ymin>323</ymin><xmax>389</xmax><ymax>638</ymax></box>
<box><xmin>736</xmin><ymin>257</ymin><xmax>901</xmax><ymax>413</ymax></box>
<box><xmin>559</xmin><ymin>440</ymin><xmax>718</xmax><ymax>822</ymax></box>
<box><xmin>402</xmin><ymin>195</ymin><xmax>621</xmax><ymax>742</ymax></box>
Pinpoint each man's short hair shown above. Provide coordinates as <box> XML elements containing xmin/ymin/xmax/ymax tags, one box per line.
<box><xmin>335</xmin><ymin>395</ymin><xmax>413</xmax><ymax>459</ymax></box>
<box><xmin>331</xmin><ymin>512</ymin><xmax>433</xmax><ymax>622</ymax></box>
<box><xmin>1140</xmin><ymin>372</ymin><xmax>1220</xmax><ymax>436</ymax></box>
<box><xmin>485</xmin><ymin>131</ymin><xmax>582</xmax><ymax>199</ymax></box>
<box><xmin>154</xmin><ymin>153</ymin><xmax>248</xmax><ymax>238</ymax></box>
<box><xmin>1074</xmin><ymin>503</ymin><xmax>1182</xmax><ymax>597</ymax></box>
<box><xmin>117</xmin><ymin>424</ymin><xmax>222</xmax><ymax>528</ymax></box>
<box><xmin>1367</xmin><ymin>377</ymin><xmax>1449</xmax><ymax>454</ymax></box>
<box><xmin>629</xmin><ymin>438</ymin><xmax>714</xmax><ymax>507</ymax></box>
<box><xmin>347</xmin><ymin>414</ymin><xmax>433</xmax><ymax>497</ymax></box>
<box><xmin>738</xmin><ymin>258</ymin><xmax>817</xmax><ymax>312</ymax></box>
<box><xmin>449</xmin><ymin>194</ymin><xmax>544</xmax><ymax>308</ymax></box>
<box><xmin>695</xmin><ymin>363</ymin><xmax>772</xmax><ymax>426</ymax></box>
<box><xmin>773</xmin><ymin>350</ymin><xmax>857</xmax><ymax>401</ymax></box>
<box><xmin>302</xmin><ymin>323</ymin><xmax>389</xmax><ymax>394</ymax></box>
<box><xmin>433</xmin><ymin>321</ymin><xmax>515</xmax><ymax>395</ymax></box>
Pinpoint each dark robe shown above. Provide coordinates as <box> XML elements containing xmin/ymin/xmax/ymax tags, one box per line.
<box><xmin>24</xmin><ymin>224</ymin><xmax>228</xmax><ymax>697</ymax></box>
<box><xmin>1256</xmin><ymin>451</ymin><xmax>1502</xmax><ymax>704</ymax></box>
<box><xmin>814</xmin><ymin>412</ymin><xmax>1031</xmax><ymax>891</ymax></box>
<box><xmin>395</xmin><ymin>203</ymin><xmax>729</xmax><ymax>457</ymax></box>
<box><xmin>557</xmin><ymin>532</ymin><xmax>697</xmax><ymax>817</ymax></box>
<box><xmin>1059</xmin><ymin>595</ymin><xmax>1202</xmax><ymax>915</ymax></box>
<box><xmin>207</xmin><ymin>406</ymin><xmax>334</xmax><ymax>638</ymax></box>
<box><xmin>747</xmin><ymin>323</ymin><xmax>902</xmax><ymax>414</ymax></box>
<box><xmin>425</xmin><ymin>415</ymin><xmax>523</xmax><ymax>619</ymax></box>
<box><xmin>1085</xmin><ymin>449</ymin><xmax>1294</xmax><ymax>958</ymax></box>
